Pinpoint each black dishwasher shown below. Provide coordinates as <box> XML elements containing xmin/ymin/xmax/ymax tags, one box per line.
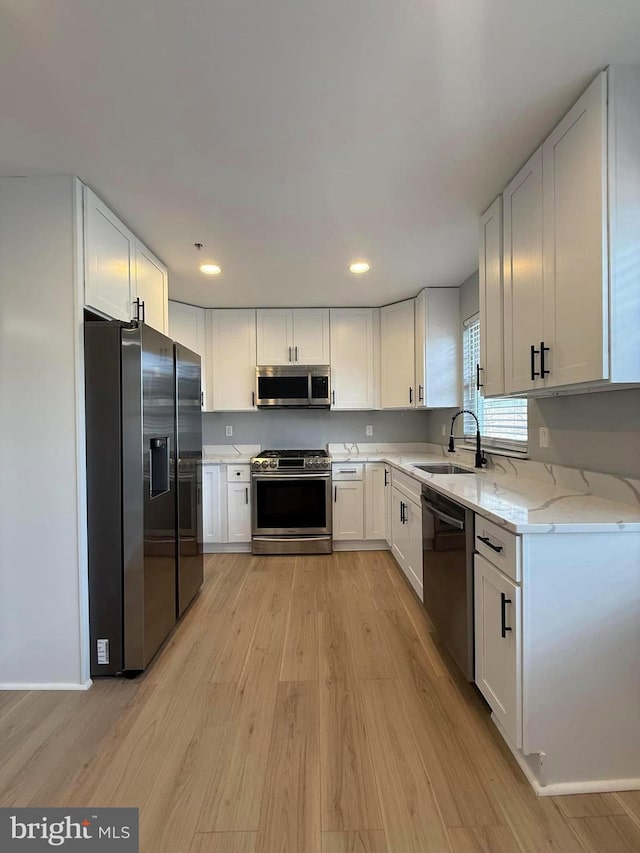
<box><xmin>421</xmin><ymin>486</ymin><xmax>475</xmax><ymax>680</ymax></box>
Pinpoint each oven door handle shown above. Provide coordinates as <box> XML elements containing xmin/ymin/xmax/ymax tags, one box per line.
<box><xmin>251</xmin><ymin>473</ymin><xmax>331</xmax><ymax>480</ymax></box>
<box><xmin>421</xmin><ymin>499</ymin><xmax>464</xmax><ymax>530</ymax></box>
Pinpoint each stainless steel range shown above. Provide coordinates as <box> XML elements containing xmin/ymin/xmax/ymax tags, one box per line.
<box><xmin>251</xmin><ymin>449</ymin><xmax>332</xmax><ymax>555</ymax></box>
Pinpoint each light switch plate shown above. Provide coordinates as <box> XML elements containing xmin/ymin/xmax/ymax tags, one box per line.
<box><xmin>225</xmin><ymin>425</ymin><xmax>233</xmax><ymax>437</ymax></box>
<box><xmin>365</xmin><ymin>425</ymin><xmax>373</xmax><ymax>436</ymax></box>
<box><xmin>539</xmin><ymin>427</ymin><xmax>549</xmax><ymax>448</ymax></box>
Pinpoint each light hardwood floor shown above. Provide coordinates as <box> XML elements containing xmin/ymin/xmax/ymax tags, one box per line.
<box><xmin>1</xmin><ymin>551</ymin><xmax>639</xmax><ymax>852</ymax></box>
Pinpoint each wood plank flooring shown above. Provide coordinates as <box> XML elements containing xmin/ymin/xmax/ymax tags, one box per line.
<box><xmin>1</xmin><ymin>551</ymin><xmax>639</xmax><ymax>852</ymax></box>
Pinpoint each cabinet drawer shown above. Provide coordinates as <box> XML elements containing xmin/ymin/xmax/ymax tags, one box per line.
<box><xmin>332</xmin><ymin>463</ymin><xmax>363</xmax><ymax>481</ymax></box>
<box><xmin>391</xmin><ymin>468</ymin><xmax>422</xmax><ymax>502</ymax></box>
<box><xmin>475</xmin><ymin>515</ymin><xmax>521</xmax><ymax>582</ymax></box>
<box><xmin>226</xmin><ymin>464</ymin><xmax>250</xmax><ymax>482</ymax></box>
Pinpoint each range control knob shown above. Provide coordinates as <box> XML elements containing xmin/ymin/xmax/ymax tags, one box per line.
<box><xmin>322</xmin><ymin>459</ymin><xmax>330</xmax><ymax>467</ymax></box>
<box><xmin>261</xmin><ymin>460</ymin><xmax>269</xmax><ymax>468</ymax></box>
<box><xmin>269</xmin><ymin>460</ymin><xmax>277</xmax><ymax>468</ymax></box>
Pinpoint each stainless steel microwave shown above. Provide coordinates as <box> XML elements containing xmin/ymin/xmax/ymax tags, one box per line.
<box><xmin>255</xmin><ymin>365</ymin><xmax>331</xmax><ymax>408</ymax></box>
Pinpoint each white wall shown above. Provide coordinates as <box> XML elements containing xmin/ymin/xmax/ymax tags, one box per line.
<box><xmin>0</xmin><ymin>177</ymin><xmax>89</xmax><ymax>688</ymax></box>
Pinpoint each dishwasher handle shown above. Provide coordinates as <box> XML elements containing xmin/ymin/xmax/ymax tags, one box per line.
<box><xmin>421</xmin><ymin>498</ymin><xmax>465</xmax><ymax>530</ymax></box>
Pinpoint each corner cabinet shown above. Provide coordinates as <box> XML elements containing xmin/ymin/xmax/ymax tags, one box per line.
<box><xmin>414</xmin><ymin>288</ymin><xmax>460</xmax><ymax>408</ymax></box>
<box><xmin>479</xmin><ymin>198</ymin><xmax>505</xmax><ymax>397</ymax></box>
<box><xmin>84</xmin><ymin>186</ymin><xmax>136</xmax><ymax>322</ymax></box>
<box><xmin>329</xmin><ymin>307</ymin><xmax>379</xmax><ymax>409</ymax></box>
<box><xmin>380</xmin><ymin>299</ymin><xmax>415</xmax><ymax>408</ymax></box>
<box><xmin>256</xmin><ymin>308</ymin><xmax>330</xmax><ymax>365</ymax></box>
<box><xmin>208</xmin><ymin>309</ymin><xmax>257</xmax><ymax>411</ymax></box>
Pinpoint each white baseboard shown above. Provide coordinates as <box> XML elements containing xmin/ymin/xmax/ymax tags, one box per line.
<box><xmin>0</xmin><ymin>680</ymin><xmax>93</xmax><ymax>692</ymax></box>
<box><xmin>333</xmin><ymin>541</ymin><xmax>390</xmax><ymax>551</ymax></box>
<box><xmin>490</xmin><ymin>714</ymin><xmax>640</xmax><ymax>796</ymax></box>
<box><xmin>203</xmin><ymin>543</ymin><xmax>252</xmax><ymax>553</ymax></box>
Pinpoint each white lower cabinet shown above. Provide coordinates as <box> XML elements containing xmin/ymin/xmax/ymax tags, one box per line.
<box><xmin>364</xmin><ymin>462</ymin><xmax>388</xmax><ymax>540</ymax></box>
<box><xmin>333</xmin><ymin>480</ymin><xmax>364</xmax><ymax>541</ymax></box>
<box><xmin>472</xmin><ymin>514</ymin><xmax>640</xmax><ymax>794</ymax></box>
<box><xmin>227</xmin><ymin>481</ymin><xmax>252</xmax><ymax>542</ymax></box>
<box><xmin>390</xmin><ymin>485</ymin><xmax>423</xmax><ymax>601</ymax></box>
<box><xmin>474</xmin><ymin>552</ymin><xmax>522</xmax><ymax>748</ymax></box>
<box><xmin>201</xmin><ymin>465</ymin><xmax>226</xmax><ymax>543</ymax></box>
<box><xmin>201</xmin><ymin>463</ymin><xmax>252</xmax><ymax>545</ymax></box>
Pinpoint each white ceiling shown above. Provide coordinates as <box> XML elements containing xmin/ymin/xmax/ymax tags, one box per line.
<box><xmin>2</xmin><ymin>1</ymin><xmax>640</xmax><ymax>308</ymax></box>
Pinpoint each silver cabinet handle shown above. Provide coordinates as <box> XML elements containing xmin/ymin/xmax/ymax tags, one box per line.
<box><xmin>418</xmin><ymin>384</ymin><xmax>424</xmax><ymax>402</ymax></box>
<box><xmin>339</xmin><ymin>468</ymin><xmax>357</xmax><ymax>473</ymax></box>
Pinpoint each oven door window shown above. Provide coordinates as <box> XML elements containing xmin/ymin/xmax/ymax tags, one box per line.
<box><xmin>255</xmin><ymin>478</ymin><xmax>328</xmax><ymax>531</ymax></box>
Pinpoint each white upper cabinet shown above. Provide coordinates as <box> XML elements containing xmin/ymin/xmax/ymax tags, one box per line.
<box><xmin>498</xmin><ymin>68</ymin><xmax>640</xmax><ymax>396</ymax></box>
<box><xmin>381</xmin><ymin>299</ymin><xmax>416</xmax><ymax>409</ymax></box>
<box><xmin>256</xmin><ymin>308</ymin><xmax>330</xmax><ymax>365</ymax></box>
<box><xmin>84</xmin><ymin>186</ymin><xmax>136</xmax><ymax>322</ymax></box>
<box><xmin>135</xmin><ymin>241</ymin><xmax>168</xmax><ymax>334</ymax></box>
<box><xmin>479</xmin><ymin>198</ymin><xmax>505</xmax><ymax>398</ymax></box>
<box><xmin>209</xmin><ymin>309</ymin><xmax>257</xmax><ymax>411</ymax></box>
<box><xmin>329</xmin><ymin>307</ymin><xmax>378</xmax><ymax>409</ymax></box>
<box><xmin>503</xmin><ymin>148</ymin><xmax>545</xmax><ymax>395</ymax></box>
<box><xmin>542</xmin><ymin>71</ymin><xmax>608</xmax><ymax>389</ymax></box>
<box><xmin>168</xmin><ymin>300</ymin><xmax>207</xmax><ymax>408</ymax></box>
<box><xmin>414</xmin><ymin>288</ymin><xmax>460</xmax><ymax>408</ymax></box>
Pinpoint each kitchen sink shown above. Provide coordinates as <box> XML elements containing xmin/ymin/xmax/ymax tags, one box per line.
<box><xmin>414</xmin><ymin>463</ymin><xmax>475</xmax><ymax>475</ymax></box>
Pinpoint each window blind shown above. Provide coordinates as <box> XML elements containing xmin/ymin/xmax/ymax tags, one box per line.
<box><xmin>462</xmin><ymin>316</ymin><xmax>528</xmax><ymax>446</ymax></box>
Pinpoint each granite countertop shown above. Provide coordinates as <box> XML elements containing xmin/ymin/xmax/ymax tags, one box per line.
<box><xmin>329</xmin><ymin>445</ymin><xmax>640</xmax><ymax>534</ymax></box>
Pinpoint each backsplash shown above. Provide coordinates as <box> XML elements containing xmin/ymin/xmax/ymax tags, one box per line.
<box><xmin>202</xmin><ymin>409</ymin><xmax>431</xmax><ymax>448</ymax></box>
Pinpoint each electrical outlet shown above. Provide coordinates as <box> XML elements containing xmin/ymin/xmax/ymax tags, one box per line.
<box><xmin>225</xmin><ymin>425</ymin><xmax>233</xmax><ymax>437</ymax></box>
<box><xmin>365</xmin><ymin>425</ymin><xmax>373</xmax><ymax>436</ymax></box>
<box><xmin>441</xmin><ymin>424</ymin><xmax>447</xmax><ymax>437</ymax></box>
<box><xmin>539</xmin><ymin>426</ymin><xmax>549</xmax><ymax>448</ymax></box>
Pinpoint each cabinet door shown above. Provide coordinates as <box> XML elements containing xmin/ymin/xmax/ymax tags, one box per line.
<box><xmin>333</xmin><ymin>481</ymin><xmax>364</xmax><ymax>541</ymax></box>
<box><xmin>227</xmin><ymin>482</ymin><xmax>252</xmax><ymax>542</ymax></box>
<box><xmin>479</xmin><ymin>198</ymin><xmax>505</xmax><ymax>397</ymax></box>
<box><xmin>390</xmin><ymin>488</ymin><xmax>410</xmax><ymax>570</ymax></box>
<box><xmin>415</xmin><ymin>288</ymin><xmax>461</xmax><ymax>408</ymax></box>
<box><xmin>406</xmin><ymin>498</ymin><xmax>424</xmax><ymax>602</ymax></box>
<box><xmin>209</xmin><ymin>309</ymin><xmax>257</xmax><ymax>411</ymax></box>
<box><xmin>202</xmin><ymin>465</ymin><xmax>226</xmax><ymax>543</ymax></box>
<box><xmin>168</xmin><ymin>301</ymin><xmax>207</xmax><ymax>408</ymax></box>
<box><xmin>330</xmin><ymin>308</ymin><xmax>376</xmax><ymax>409</ymax></box>
<box><xmin>381</xmin><ymin>299</ymin><xmax>415</xmax><ymax>408</ymax></box>
<box><xmin>84</xmin><ymin>186</ymin><xmax>135</xmax><ymax>321</ymax></box>
<box><xmin>365</xmin><ymin>463</ymin><xmax>387</xmax><ymax>540</ymax></box>
<box><xmin>474</xmin><ymin>554</ymin><xmax>522</xmax><ymax>747</ymax></box>
<box><xmin>543</xmin><ymin>71</ymin><xmax>608</xmax><ymax>388</ymax></box>
<box><xmin>385</xmin><ymin>467</ymin><xmax>392</xmax><ymax>546</ymax></box>
<box><xmin>503</xmin><ymin>149</ymin><xmax>545</xmax><ymax>394</ymax></box>
<box><xmin>256</xmin><ymin>309</ymin><xmax>293</xmax><ymax>365</ymax></box>
<box><xmin>293</xmin><ymin>308</ymin><xmax>330</xmax><ymax>364</ymax></box>
<box><xmin>135</xmin><ymin>241</ymin><xmax>168</xmax><ymax>334</ymax></box>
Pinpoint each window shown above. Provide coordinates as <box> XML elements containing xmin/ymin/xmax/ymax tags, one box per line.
<box><xmin>462</xmin><ymin>314</ymin><xmax>528</xmax><ymax>448</ymax></box>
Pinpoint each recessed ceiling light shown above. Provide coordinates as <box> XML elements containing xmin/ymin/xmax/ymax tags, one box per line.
<box><xmin>200</xmin><ymin>263</ymin><xmax>221</xmax><ymax>275</ymax></box>
<box><xmin>349</xmin><ymin>261</ymin><xmax>370</xmax><ymax>274</ymax></box>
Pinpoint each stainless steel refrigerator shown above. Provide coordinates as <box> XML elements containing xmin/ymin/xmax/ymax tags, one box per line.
<box><xmin>85</xmin><ymin>321</ymin><xmax>202</xmax><ymax>677</ymax></box>
<box><xmin>175</xmin><ymin>342</ymin><xmax>204</xmax><ymax>617</ymax></box>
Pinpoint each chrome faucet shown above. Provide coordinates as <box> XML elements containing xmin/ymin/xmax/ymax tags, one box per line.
<box><xmin>448</xmin><ymin>410</ymin><xmax>487</xmax><ymax>469</ymax></box>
